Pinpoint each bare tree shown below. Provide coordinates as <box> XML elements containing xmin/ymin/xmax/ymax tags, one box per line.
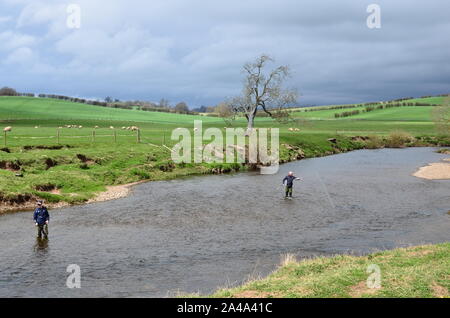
<box><xmin>159</xmin><ymin>98</ymin><xmax>170</xmax><ymax>109</ymax></box>
<box><xmin>432</xmin><ymin>95</ymin><xmax>450</xmax><ymax>136</ymax></box>
<box><xmin>229</xmin><ymin>55</ymin><xmax>298</xmax><ymax>134</ymax></box>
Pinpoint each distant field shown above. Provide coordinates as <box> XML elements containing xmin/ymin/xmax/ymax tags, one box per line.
<box><xmin>0</xmin><ymin>96</ymin><xmax>443</xmax><ymax>146</ymax></box>
<box><xmin>0</xmin><ymin>96</ymin><xmax>221</xmax><ymax>124</ymax></box>
<box><xmin>0</xmin><ymin>95</ymin><xmax>447</xmax><ymax>207</ymax></box>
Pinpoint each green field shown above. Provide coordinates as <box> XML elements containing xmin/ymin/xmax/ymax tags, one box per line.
<box><xmin>208</xmin><ymin>243</ymin><xmax>450</xmax><ymax>298</ymax></box>
<box><xmin>0</xmin><ymin>96</ymin><xmax>448</xmax><ymax>209</ymax></box>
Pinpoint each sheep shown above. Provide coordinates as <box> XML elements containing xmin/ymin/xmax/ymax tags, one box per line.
<box><xmin>3</xmin><ymin>126</ymin><xmax>12</xmax><ymax>132</ymax></box>
<box><xmin>130</xmin><ymin>126</ymin><xmax>139</xmax><ymax>131</ymax></box>
<box><xmin>109</xmin><ymin>126</ymin><xmax>114</xmax><ymax>129</ymax></box>
<box><xmin>78</xmin><ymin>125</ymin><xmax>82</xmax><ymax>129</ymax></box>
<box><xmin>288</xmin><ymin>128</ymin><xmax>294</xmax><ymax>131</ymax></box>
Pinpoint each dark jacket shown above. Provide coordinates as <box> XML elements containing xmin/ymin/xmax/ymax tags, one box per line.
<box><xmin>283</xmin><ymin>175</ymin><xmax>298</xmax><ymax>187</ymax></box>
<box><xmin>33</xmin><ymin>207</ymin><xmax>49</xmax><ymax>225</ymax></box>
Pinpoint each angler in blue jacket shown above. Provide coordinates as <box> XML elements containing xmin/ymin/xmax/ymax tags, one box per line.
<box><xmin>282</xmin><ymin>171</ymin><xmax>302</xmax><ymax>198</ymax></box>
<box><xmin>33</xmin><ymin>200</ymin><xmax>50</xmax><ymax>239</ymax></box>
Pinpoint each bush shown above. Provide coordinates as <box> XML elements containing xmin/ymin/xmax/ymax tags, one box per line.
<box><xmin>365</xmin><ymin>135</ymin><xmax>384</xmax><ymax>149</ymax></box>
<box><xmin>385</xmin><ymin>131</ymin><xmax>415</xmax><ymax>148</ymax></box>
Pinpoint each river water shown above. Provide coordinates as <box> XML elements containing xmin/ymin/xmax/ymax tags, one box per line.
<box><xmin>0</xmin><ymin>148</ymin><xmax>449</xmax><ymax>297</ymax></box>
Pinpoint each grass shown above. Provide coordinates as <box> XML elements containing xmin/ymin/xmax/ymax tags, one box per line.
<box><xmin>208</xmin><ymin>243</ymin><xmax>450</xmax><ymax>298</ymax></box>
<box><xmin>0</xmin><ymin>96</ymin><xmax>449</xmax><ymax>209</ymax></box>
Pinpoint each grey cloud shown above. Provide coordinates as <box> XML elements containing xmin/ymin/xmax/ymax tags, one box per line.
<box><xmin>0</xmin><ymin>0</ymin><xmax>449</xmax><ymax>106</ymax></box>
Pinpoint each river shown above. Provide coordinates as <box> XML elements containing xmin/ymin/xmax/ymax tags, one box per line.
<box><xmin>0</xmin><ymin>147</ymin><xmax>449</xmax><ymax>297</ymax></box>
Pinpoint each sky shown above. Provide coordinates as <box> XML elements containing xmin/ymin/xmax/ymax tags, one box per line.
<box><xmin>0</xmin><ymin>0</ymin><xmax>449</xmax><ymax>107</ymax></box>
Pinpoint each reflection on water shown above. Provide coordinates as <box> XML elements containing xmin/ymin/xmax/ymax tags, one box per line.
<box><xmin>0</xmin><ymin>148</ymin><xmax>449</xmax><ymax>297</ymax></box>
<box><xmin>33</xmin><ymin>238</ymin><xmax>49</xmax><ymax>252</ymax></box>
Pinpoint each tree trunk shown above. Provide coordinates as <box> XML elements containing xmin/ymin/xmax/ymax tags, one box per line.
<box><xmin>246</xmin><ymin>113</ymin><xmax>255</xmax><ymax>136</ymax></box>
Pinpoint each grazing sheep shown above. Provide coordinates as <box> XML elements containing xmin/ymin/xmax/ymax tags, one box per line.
<box><xmin>130</xmin><ymin>126</ymin><xmax>139</xmax><ymax>131</ymax></box>
<box><xmin>34</xmin><ymin>126</ymin><xmax>39</xmax><ymax>129</ymax></box>
<box><xmin>78</xmin><ymin>126</ymin><xmax>82</xmax><ymax>129</ymax></box>
<box><xmin>3</xmin><ymin>126</ymin><xmax>12</xmax><ymax>132</ymax></box>
<box><xmin>94</xmin><ymin>125</ymin><xmax>99</xmax><ymax>129</ymax></box>
<box><xmin>122</xmin><ymin>127</ymin><xmax>126</xmax><ymax>130</ymax></box>
<box><xmin>288</xmin><ymin>128</ymin><xmax>294</xmax><ymax>131</ymax></box>
<box><xmin>110</xmin><ymin>126</ymin><xmax>114</xmax><ymax>129</ymax></box>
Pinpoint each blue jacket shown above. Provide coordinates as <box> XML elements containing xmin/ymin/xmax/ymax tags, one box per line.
<box><xmin>33</xmin><ymin>207</ymin><xmax>49</xmax><ymax>225</ymax></box>
<box><xmin>283</xmin><ymin>175</ymin><xmax>298</xmax><ymax>187</ymax></box>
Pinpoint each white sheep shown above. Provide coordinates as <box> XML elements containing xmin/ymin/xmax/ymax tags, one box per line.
<box><xmin>3</xmin><ymin>126</ymin><xmax>12</xmax><ymax>132</ymax></box>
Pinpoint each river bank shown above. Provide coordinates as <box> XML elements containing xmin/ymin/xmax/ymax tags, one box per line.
<box><xmin>208</xmin><ymin>243</ymin><xmax>450</xmax><ymax>298</ymax></box>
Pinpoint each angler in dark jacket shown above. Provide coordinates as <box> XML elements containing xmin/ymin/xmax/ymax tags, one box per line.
<box><xmin>33</xmin><ymin>200</ymin><xmax>50</xmax><ymax>239</ymax></box>
<box><xmin>282</xmin><ymin>171</ymin><xmax>302</xmax><ymax>198</ymax></box>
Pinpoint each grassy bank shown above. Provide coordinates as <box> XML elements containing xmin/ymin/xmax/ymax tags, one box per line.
<box><xmin>208</xmin><ymin>243</ymin><xmax>450</xmax><ymax>298</ymax></box>
<box><xmin>0</xmin><ymin>96</ymin><xmax>449</xmax><ymax>212</ymax></box>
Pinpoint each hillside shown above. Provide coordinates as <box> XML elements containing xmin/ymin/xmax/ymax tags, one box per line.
<box><xmin>0</xmin><ymin>96</ymin><xmax>221</xmax><ymax>124</ymax></box>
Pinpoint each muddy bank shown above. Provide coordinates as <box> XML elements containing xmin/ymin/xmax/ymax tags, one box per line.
<box><xmin>86</xmin><ymin>181</ymin><xmax>144</xmax><ymax>204</ymax></box>
<box><xmin>413</xmin><ymin>159</ymin><xmax>450</xmax><ymax>180</ymax></box>
<box><xmin>0</xmin><ymin>181</ymin><xmax>143</xmax><ymax>215</ymax></box>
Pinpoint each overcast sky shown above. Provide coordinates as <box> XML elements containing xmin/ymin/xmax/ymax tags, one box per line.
<box><xmin>0</xmin><ymin>0</ymin><xmax>449</xmax><ymax>106</ymax></box>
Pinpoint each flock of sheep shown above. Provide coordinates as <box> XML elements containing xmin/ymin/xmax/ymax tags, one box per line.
<box><xmin>3</xmin><ymin>125</ymin><xmax>140</xmax><ymax>132</ymax></box>
<box><xmin>56</xmin><ymin>125</ymin><xmax>139</xmax><ymax>131</ymax></box>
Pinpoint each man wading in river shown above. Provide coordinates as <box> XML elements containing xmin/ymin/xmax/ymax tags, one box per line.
<box><xmin>282</xmin><ymin>171</ymin><xmax>302</xmax><ymax>198</ymax></box>
<box><xmin>33</xmin><ymin>200</ymin><xmax>49</xmax><ymax>239</ymax></box>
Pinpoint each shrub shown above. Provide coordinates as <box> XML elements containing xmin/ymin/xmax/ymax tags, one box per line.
<box><xmin>365</xmin><ymin>135</ymin><xmax>384</xmax><ymax>149</ymax></box>
<box><xmin>385</xmin><ymin>131</ymin><xmax>415</xmax><ymax>148</ymax></box>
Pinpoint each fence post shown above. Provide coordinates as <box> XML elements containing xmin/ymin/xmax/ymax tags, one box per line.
<box><xmin>92</xmin><ymin>129</ymin><xmax>96</xmax><ymax>142</ymax></box>
<box><xmin>137</xmin><ymin>129</ymin><xmax>141</xmax><ymax>143</ymax></box>
<box><xmin>114</xmin><ymin>130</ymin><xmax>117</xmax><ymax>143</ymax></box>
<box><xmin>3</xmin><ymin>131</ymin><xmax>6</xmax><ymax>146</ymax></box>
<box><xmin>57</xmin><ymin>128</ymin><xmax>60</xmax><ymax>144</ymax></box>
